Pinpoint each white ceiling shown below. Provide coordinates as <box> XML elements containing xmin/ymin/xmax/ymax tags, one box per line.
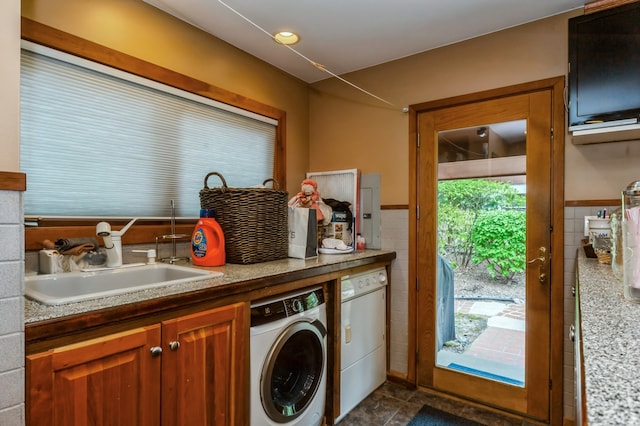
<box><xmin>144</xmin><ymin>0</ymin><xmax>585</xmax><ymax>83</ymax></box>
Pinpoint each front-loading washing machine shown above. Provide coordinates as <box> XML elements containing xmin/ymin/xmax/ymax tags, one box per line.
<box><xmin>250</xmin><ymin>286</ymin><xmax>327</xmax><ymax>426</ymax></box>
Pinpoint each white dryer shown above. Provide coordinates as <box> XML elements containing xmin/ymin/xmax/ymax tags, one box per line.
<box><xmin>250</xmin><ymin>287</ymin><xmax>327</xmax><ymax>426</ymax></box>
<box><xmin>336</xmin><ymin>267</ymin><xmax>388</xmax><ymax>422</ymax></box>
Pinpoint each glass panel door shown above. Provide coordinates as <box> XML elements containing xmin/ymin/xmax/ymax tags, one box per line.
<box><xmin>435</xmin><ymin>120</ymin><xmax>527</xmax><ymax>388</ymax></box>
<box><xmin>415</xmin><ymin>89</ymin><xmax>553</xmax><ymax>420</ymax></box>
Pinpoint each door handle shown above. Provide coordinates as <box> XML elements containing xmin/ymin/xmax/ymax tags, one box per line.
<box><xmin>527</xmin><ymin>246</ymin><xmax>549</xmax><ymax>284</ymax></box>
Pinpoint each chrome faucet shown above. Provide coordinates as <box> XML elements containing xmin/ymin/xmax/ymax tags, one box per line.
<box><xmin>96</xmin><ymin>218</ymin><xmax>139</xmax><ymax>268</ymax></box>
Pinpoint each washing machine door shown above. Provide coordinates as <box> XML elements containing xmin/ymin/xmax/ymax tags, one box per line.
<box><xmin>261</xmin><ymin>319</ymin><xmax>326</xmax><ymax>423</ymax></box>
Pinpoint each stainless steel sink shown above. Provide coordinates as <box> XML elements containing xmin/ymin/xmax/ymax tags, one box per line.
<box><xmin>25</xmin><ymin>263</ymin><xmax>223</xmax><ymax>305</ymax></box>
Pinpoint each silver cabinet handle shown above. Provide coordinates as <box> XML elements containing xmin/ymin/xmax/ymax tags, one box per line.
<box><xmin>150</xmin><ymin>346</ymin><xmax>163</xmax><ymax>357</ymax></box>
<box><xmin>169</xmin><ymin>341</ymin><xmax>181</xmax><ymax>351</ymax></box>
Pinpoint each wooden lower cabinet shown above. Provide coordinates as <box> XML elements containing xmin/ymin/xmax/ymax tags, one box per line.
<box><xmin>161</xmin><ymin>304</ymin><xmax>246</xmax><ymax>425</ymax></box>
<box><xmin>27</xmin><ymin>302</ymin><xmax>246</xmax><ymax>426</ymax></box>
<box><xmin>27</xmin><ymin>324</ymin><xmax>162</xmax><ymax>426</ymax></box>
<box><xmin>574</xmin><ymin>278</ymin><xmax>587</xmax><ymax>425</ymax></box>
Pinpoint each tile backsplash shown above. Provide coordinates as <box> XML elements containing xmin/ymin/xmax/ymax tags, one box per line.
<box><xmin>381</xmin><ymin>209</ymin><xmax>409</xmax><ymax>375</ymax></box>
<box><xmin>0</xmin><ymin>190</ymin><xmax>25</xmax><ymax>425</ymax></box>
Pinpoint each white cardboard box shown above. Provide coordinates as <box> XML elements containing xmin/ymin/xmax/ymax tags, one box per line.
<box><xmin>307</xmin><ymin>169</ymin><xmax>360</xmax><ymax>249</ymax></box>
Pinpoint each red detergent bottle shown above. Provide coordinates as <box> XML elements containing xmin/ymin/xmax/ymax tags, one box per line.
<box><xmin>190</xmin><ymin>209</ymin><xmax>225</xmax><ymax>266</ymax></box>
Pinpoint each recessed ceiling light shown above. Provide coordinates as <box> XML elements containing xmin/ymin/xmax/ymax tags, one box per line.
<box><xmin>273</xmin><ymin>31</ymin><xmax>300</xmax><ymax>45</ymax></box>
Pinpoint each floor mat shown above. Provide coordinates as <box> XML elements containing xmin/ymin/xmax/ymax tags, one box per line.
<box><xmin>408</xmin><ymin>405</ymin><xmax>483</xmax><ymax>425</ymax></box>
<box><xmin>447</xmin><ymin>362</ymin><xmax>524</xmax><ymax>386</ymax></box>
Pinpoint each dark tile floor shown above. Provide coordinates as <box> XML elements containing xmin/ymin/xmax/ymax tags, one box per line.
<box><xmin>336</xmin><ymin>382</ymin><xmax>541</xmax><ymax>426</ymax></box>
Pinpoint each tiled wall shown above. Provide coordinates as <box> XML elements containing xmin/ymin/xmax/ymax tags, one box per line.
<box><xmin>0</xmin><ymin>190</ymin><xmax>25</xmax><ymax>425</ymax></box>
<box><xmin>381</xmin><ymin>209</ymin><xmax>409</xmax><ymax>374</ymax></box>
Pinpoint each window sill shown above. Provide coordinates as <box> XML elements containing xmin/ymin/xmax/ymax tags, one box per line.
<box><xmin>25</xmin><ymin>220</ymin><xmax>196</xmax><ymax>251</ymax></box>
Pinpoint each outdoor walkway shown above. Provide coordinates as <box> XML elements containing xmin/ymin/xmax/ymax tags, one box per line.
<box><xmin>455</xmin><ymin>299</ymin><xmax>526</xmax><ymax>367</ymax></box>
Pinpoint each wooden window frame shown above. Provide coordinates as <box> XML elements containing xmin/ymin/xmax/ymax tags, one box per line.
<box><xmin>21</xmin><ymin>18</ymin><xmax>286</xmax><ymax>251</ymax></box>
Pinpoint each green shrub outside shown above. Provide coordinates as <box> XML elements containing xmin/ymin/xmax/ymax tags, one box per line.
<box><xmin>437</xmin><ymin>178</ymin><xmax>525</xmax><ymax>281</ymax></box>
<box><xmin>471</xmin><ymin>210</ymin><xmax>526</xmax><ymax>281</ymax></box>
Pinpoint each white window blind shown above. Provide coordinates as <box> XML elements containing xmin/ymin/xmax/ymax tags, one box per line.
<box><xmin>20</xmin><ymin>43</ymin><xmax>277</xmax><ymax>218</ymax></box>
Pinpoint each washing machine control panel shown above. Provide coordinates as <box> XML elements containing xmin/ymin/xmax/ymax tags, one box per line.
<box><xmin>250</xmin><ymin>287</ymin><xmax>325</xmax><ymax>327</ymax></box>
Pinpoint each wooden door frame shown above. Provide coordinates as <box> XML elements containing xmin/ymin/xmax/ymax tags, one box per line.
<box><xmin>407</xmin><ymin>76</ymin><xmax>565</xmax><ymax>424</ymax></box>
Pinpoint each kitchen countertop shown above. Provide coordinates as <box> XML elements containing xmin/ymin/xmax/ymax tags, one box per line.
<box><xmin>25</xmin><ymin>249</ymin><xmax>395</xmax><ymax>325</ymax></box>
<box><xmin>577</xmin><ymin>252</ymin><xmax>640</xmax><ymax>425</ymax></box>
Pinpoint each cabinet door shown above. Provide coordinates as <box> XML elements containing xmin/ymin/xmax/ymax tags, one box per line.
<box><xmin>27</xmin><ymin>325</ymin><xmax>162</xmax><ymax>426</ymax></box>
<box><xmin>574</xmin><ymin>280</ymin><xmax>587</xmax><ymax>426</ymax></box>
<box><xmin>161</xmin><ymin>302</ymin><xmax>247</xmax><ymax>426</ymax></box>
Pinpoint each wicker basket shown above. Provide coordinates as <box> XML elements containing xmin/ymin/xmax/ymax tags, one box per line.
<box><xmin>593</xmin><ymin>236</ymin><xmax>612</xmax><ymax>265</ymax></box>
<box><xmin>199</xmin><ymin>172</ymin><xmax>289</xmax><ymax>264</ymax></box>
